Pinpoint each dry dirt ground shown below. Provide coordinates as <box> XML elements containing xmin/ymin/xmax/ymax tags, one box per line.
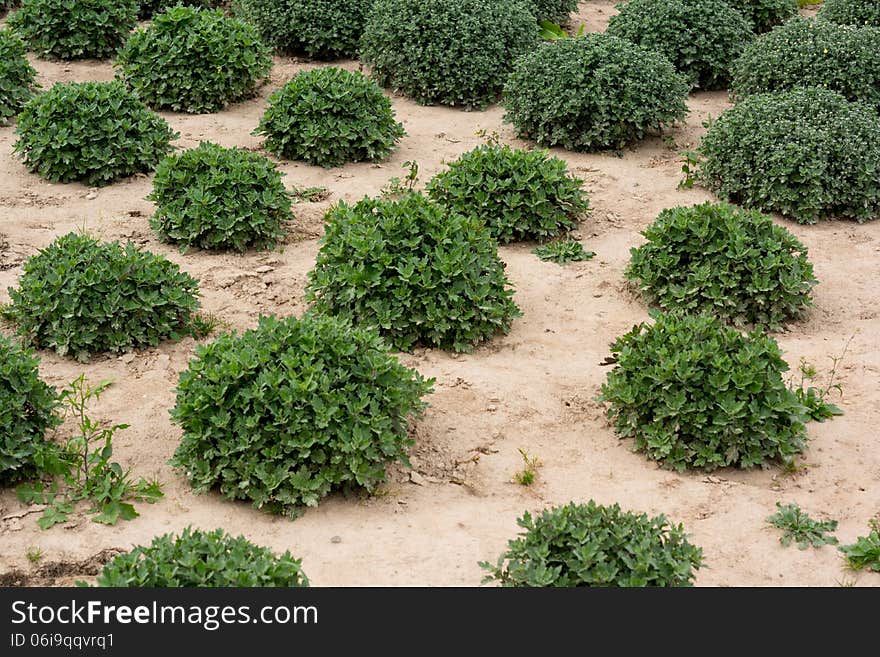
<box><xmin>1</xmin><ymin>2</ymin><xmax>877</xmax><ymax>587</ymax></box>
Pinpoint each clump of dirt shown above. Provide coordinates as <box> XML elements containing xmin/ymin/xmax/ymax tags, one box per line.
<box><xmin>0</xmin><ymin>548</ymin><xmax>124</xmax><ymax>587</ymax></box>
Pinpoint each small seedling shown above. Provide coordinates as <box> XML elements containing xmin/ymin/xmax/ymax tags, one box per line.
<box><xmin>789</xmin><ymin>335</ymin><xmax>851</xmax><ymax>421</ymax></box>
<box><xmin>474</xmin><ymin>128</ymin><xmax>502</xmax><ymax>146</ymax></box>
<box><xmin>26</xmin><ymin>547</ymin><xmax>44</xmax><ymax>563</ymax></box>
<box><xmin>513</xmin><ymin>449</ymin><xmax>541</xmax><ymax>486</ymax></box>
<box><xmin>290</xmin><ymin>185</ymin><xmax>330</xmax><ymax>203</ymax></box>
<box><xmin>677</xmin><ymin>149</ymin><xmax>699</xmax><ymax>189</ymax></box>
<box><xmin>532</xmin><ymin>239</ymin><xmax>595</xmax><ymax>264</ymax></box>
<box><xmin>839</xmin><ymin>519</ymin><xmax>880</xmax><ymax>573</ymax></box>
<box><xmin>382</xmin><ymin>160</ymin><xmax>420</xmax><ymax>196</ymax></box>
<box><xmin>538</xmin><ymin>20</ymin><xmax>586</xmax><ymax>40</ymax></box>
<box><xmin>768</xmin><ymin>503</ymin><xmax>838</xmax><ymax>549</ymax></box>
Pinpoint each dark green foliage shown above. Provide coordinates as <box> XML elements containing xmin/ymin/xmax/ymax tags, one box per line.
<box><xmin>598</xmin><ymin>312</ymin><xmax>808</xmax><ymax>471</ymax></box>
<box><xmin>1</xmin><ymin>1</ymin><xmax>19</xmax><ymax>16</ymax></box>
<box><xmin>94</xmin><ymin>527</ymin><xmax>310</xmax><ymax>586</ymax></box>
<box><xmin>767</xmin><ymin>503</ymin><xmax>839</xmax><ymax>549</ymax></box>
<box><xmin>839</xmin><ymin>525</ymin><xmax>880</xmax><ymax>572</ymax></box>
<box><xmin>0</xmin><ymin>335</ymin><xmax>59</xmax><ymax>486</ymax></box>
<box><xmin>697</xmin><ymin>88</ymin><xmax>880</xmax><ymax>223</ymax></box>
<box><xmin>527</xmin><ymin>0</ymin><xmax>578</xmax><ymax>23</ymax></box>
<box><xmin>171</xmin><ymin>314</ymin><xmax>433</xmax><ymax>513</ymax></box>
<box><xmin>360</xmin><ymin>0</ymin><xmax>539</xmax><ymax>109</ymax></box>
<box><xmin>607</xmin><ymin>0</ymin><xmax>753</xmax><ymax>89</ymax></box>
<box><xmin>725</xmin><ymin>0</ymin><xmax>798</xmax><ymax>33</ymax></box>
<box><xmin>820</xmin><ymin>0</ymin><xmax>880</xmax><ymax>27</ymax></box>
<box><xmin>503</xmin><ymin>34</ymin><xmax>689</xmax><ymax>151</ymax></box>
<box><xmin>149</xmin><ymin>142</ymin><xmax>290</xmax><ymax>251</ymax></box>
<box><xmin>232</xmin><ymin>0</ymin><xmax>371</xmax><ymax>59</ymax></box>
<box><xmin>254</xmin><ymin>67</ymin><xmax>404</xmax><ymax>168</ymax></box>
<box><xmin>4</xmin><ymin>233</ymin><xmax>201</xmax><ymax>360</ymax></box>
<box><xmin>0</xmin><ymin>29</ymin><xmax>38</xmax><ymax>125</ymax></box>
<box><xmin>116</xmin><ymin>6</ymin><xmax>272</xmax><ymax>114</ymax></box>
<box><xmin>426</xmin><ymin>144</ymin><xmax>589</xmax><ymax>244</ymax></box>
<box><xmin>307</xmin><ymin>192</ymin><xmax>521</xmax><ymax>352</ymax></box>
<box><xmin>626</xmin><ymin>202</ymin><xmax>816</xmax><ymax>330</ymax></box>
<box><xmin>138</xmin><ymin>0</ymin><xmax>224</xmax><ymax>20</ymax></box>
<box><xmin>532</xmin><ymin>240</ymin><xmax>595</xmax><ymax>264</ymax></box>
<box><xmin>7</xmin><ymin>0</ymin><xmax>137</xmax><ymax>60</ymax></box>
<box><xmin>13</xmin><ymin>81</ymin><xmax>177</xmax><ymax>185</ymax></box>
<box><xmin>481</xmin><ymin>502</ymin><xmax>703</xmax><ymax>587</ymax></box>
<box><xmin>731</xmin><ymin>18</ymin><xmax>880</xmax><ymax>111</ymax></box>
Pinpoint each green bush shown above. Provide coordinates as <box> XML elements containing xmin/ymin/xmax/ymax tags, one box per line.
<box><xmin>626</xmin><ymin>202</ymin><xmax>816</xmax><ymax>329</ymax></box>
<box><xmin>171</xmin><ymin>314</ymin><xmax>432</xmax><ymax>513</ymax></box>
<box><xmin>527</xmin><ymin>0</ymin><xmax>578</xmax><ymax>23</ymax></box>
<box><xmin>697</xmin><ymin>87</ymin><xmax>880</xmax><ymax>223</ymax></box>
<box><xmin>7</xmin><ymin>0</ymin><xmax>137</xmax><ymax>60</ymax></box>
<box><xmin>307</xmin><ymin>191</ymin><xmax>521</xmax><ymax>352</ymax></box>
<box><xmin>820</xmin><ymin>0</ymin><xmax>880</xmax><ymax>27</ymax></box>
<box><xmin>598</xmin><ymin>312</ymin><xmax>808</xmax><ymax>471</ymax></box>
<box><xmin>148</xmin><ymin>142</ymin><xmax>291</xmax><ymax>252</ymax></box>
<box><xmin>94</xmin><ymin>527</ymin><xmax>310</xmax><ymax>586</ymax></box>
<box><xmin>731</xmin><ymin>18</ymin><xmax>880</xmax><ymax>110</ymax></box>
<box><xmin>0</xmin><ymin>335</ymin><xmax>60</xmax><ymax>487</ymax></box>
<box><xmin>13</xmin><ymin>81</ymin><xmax>177</xmax><ymax>185</ymax></box>
<box><xmin>4</xmin><ymin>233</ymin><xmax>201</xmax><ymax>360</ymax></box>
<box><xmin>481</xmin><ymin>502</ymin><xmax>703</xmax><ymax>587</ymax></box>
<box><xmin>360</xmin><ymin>0</ymin><xmax>539</xmax><ymax>109</ymax></box>
<box><xmin>232</xmin><ymin>0</ymin><xmax>371</xmax><ymax>59</ymax></box>
<box><xmin>116</xmin><ymin>6</ymin><xmax>272</xmax><ymax>114</ymax></box>
<box><xmin>254</xmin><ymin>67</ymin><xmax>405</xmax><ymax>168</ymax></box>
<box><xmin>0</xmin><ymin>29</ymin><xmax>38</xmax><ymax>126</ymax></box>
<box><xmin>606</xmin><ymin>0</ymin><xmax>753</xmax><ymax>89</ymax></box>
<box><xmin>138</xmin><ymin>0</ymin><xmax>224</xmax><ymax>20</ymax></box>
<box><xmin>503</xmin><ymin>34</ymin><xmax>689</xmax><ymax>151</ymax></box>
<box><xmin>426</xmin><ymin>144</ymin><xmax>589</xmax><ymax>243</ymax></box>
<box><xmin>725</xmin><ymin>0</ymin><xmax>798</xmax><ymax>33</ymax></box>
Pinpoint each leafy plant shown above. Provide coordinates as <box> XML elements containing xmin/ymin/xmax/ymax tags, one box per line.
<box><xmin>696</xmin><ymin>87</ymin><xmax>880</xmax><ymax>224</ymax></box>
<box><xmin>503</xmin><ymin>34</ymin><xmax>689</xmax><ymax>151</ymax></box>
<box><xmin>4</xmin><ymin>232</ymin><xmax>201</xmax><ymax>360</ymax></box>
<box><xmin>7</xmin><ymin>0</ymin><xmax>138</xmax><ymax>60</ymax></box>
<box><xmin>819</xmin><ymin>0</ymin><xmax>880</xmax><ymax>26</ymax></box>
<box><xmin>149</xmin><ymin>142</ymin><xmax>291</xmax><ymax>252</ymax></box>
<box><xmin>839</xmin><ymin>521</ymin><xmax>880</xmax><ymax>572</ymax></box>
<box><xmin>532</xmin><ymin>240</ymin><xmax>594</xmax><ymax>264</ymax></box>
<box><xmin>513</xmin><ymin>449</ymin><xmax>540</xmax><ymax>486</ymax></box>
<box><xmin>678</xmin><ymin>149</ymin><xmax>700</xmax><ymax>189</ymax></box>
<box><xmin>607</xmin><ymin>0</ymin><xmax>753</xmax><ymax>89</ymax></box>
<box><xmin>426</xmin><ymin>144</ymin><xmax>589</xmax><ymax>244</ymax></box>
<box><xmin>598</xmin><ymin>312</ymin><xmax>808</xmax><ymax>471</ymax></box>
<box><xmin>481</xmin><ymin>501</ymin><xmax>703</xmax><ymax>587</ymax></box>
<box><xmin>13</xmin><ymin>80</ymin><xmax>177</xmax><ymax>185</ymax></box>
<box><xmin>307</xmin><ymin>191</ymin><xmax>522</xmax><ymax>352</ymax></box>
<box><xmin>25</xmin><ymin>546</ymin><xmax>43</xmax><ymax>563</ymax></box>
<box><xmin>0</xmin><ymin>29</ymin><xmax>38</xmax><ymax>125</ymax></box>
<box><xmin>725</xmin><ymin>0</ymin><xmax>799</xmax><ymax>33</ymax></box>
<box><xmin>254</xmin><ymin>67</ymin><xmax>405</xmax><ymax>168</ymax></box>
<box><xmin>789</xmin><ymin>337</ymin><xmax>850</xmax><ymax>421</ymax></box>
<box><xmin>360</xmin><ymin>0</ymin><xmax>539</xmax><ymax>109</ymax></box>
<box><xmin>538</xmin><ymin>20</ymin><xmax>586</xmax><ymax>40</ymax></box>
<box><xmin>527</xmin><ymin>0</ymin><xmax>578</xmax><ymax>23</ymax></box>
<box><xmin>768</xmin><ymin>503</ymin><xmax>839</xmax><ymax>549</ymax></box>
<box><xmin>138</xmin><ymin>0</ymin><xmax>224</xmax><ymax>20</ymax></box>
<box><xmin>93</xmin><ymin>527</ymin><xmax>309</xmax><ymax>586</ymax></box>
<box><xmin>626</xmin><ymin>202</ymin><xmax>817</xmax><ymax>330</ymax></box>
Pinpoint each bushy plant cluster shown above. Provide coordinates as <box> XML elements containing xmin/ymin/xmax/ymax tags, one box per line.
<box><xmin>149</xmin><ymin>142</ymin><xmax>291</xmax><ymax>252</ymax></box>
<box><xmin>527</xmin><ymin>0</ymin><xmax>578</xmax><ymax>23</ymax></box>
<box><xmin>726</xmin><ymin>0</ymin><xmax>798</xmax><ymax>33</ymax></box>
<box><xmin>767</xmin><ymin>503</ymin><xmax>839</xmax><ymax>549</ymax></box>
<box><xmin>426</xmin><ymin>144</ymin><xmax>589</xmax><ymax>243</ymax></box>
<box><xmin>13</xmin><ymin>81</ymin><xmax>177</xmax><ymax>185</ymax></box>
<box><xmin>697</xmin><ymin>88</ymin><xmax>880</xmax><ymax>223</ymax></box>
<box><xmin>503</xmin><ymin>34</ymin><xmax>689</xmax><ymax>151</ymax></box>
<box><xmin>626</xmin><ymin>202</ymin><xmax>817</xmax><ymax>329</ymax></box>
<box><xmin>94</xmin><ymin>527</ymin><xmax>310</xmax><ymax>586</ymax></box>
<box><xmin>4</xmin><ymin>233</ymin><xmax>201</xmax><ymax>361</ymax></box>
<box><xmin>0</xmin><ymin>29</ymin><xmax>38</xmax><ymax>125</ymax></box>
<box><xmin>307</xmin><ymin>192</ymin><xmax>521</xmax><ymax>352</ymax></box>
<box><xmin>731</xmin><ymin>18</ymin><xmax>880</xmax><ymax>111</ymax></box>
<box><xmin>171</xmin><ymin>314</ymin><xmax>433</xmax><ymax>513</ymax></box>
<box><xmin>819</xmin><ymin>0</ymin><xmax>880</xmax><ymax>27</ymax></box>
<box><xmin>7</xmin><ymin>0</ymin><xmax>138</xmax><ymax>60</ymax></box>
<box><xmin>839</xmin><ymin>524</ymin><xmax>880</xmax><ymax>572</ymax></box>
<box><xmin>360</xmin><ymin>0</ymin><xmax>539</xmax><ymax>109</ymax></box>
<box><xmin>532</xmin><ymin>239</ymin><xmax>594</xmax><ymax>264</ymax></box>
<box><xmin>138</xmin><ymin>0</ymin><xmax>224</xmax><ymax>20</ymax></box>
<box><xmin>598</xmin><ymin>312</ymin><xmax>809</xmax><ymax>471</ymax></box>
<box><xmin>607</xmin><ymin>0</ymin><xmax>753</xmax><ymax>89</ymax></box>
<box><xmin>116</xmin><ymin>6</ymin><xmax>272</xmax><ymax>114</ymax></box>
<box><xmin>254</xmin><ymin>67</ymin><xmax>405</xmax><ymax>168</ymax></box>
<box><xmin>481</xmin><ymin>502</ymin><xmax>703</xmax><ymax>587</ymax></box>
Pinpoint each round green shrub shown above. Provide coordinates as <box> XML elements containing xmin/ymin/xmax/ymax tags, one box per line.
<box><xmin>598</xmin><ymin>312</ymin><xmax>808</xmax><ymax>471</ymax></box>
<box><xmin>626</xmin><ymin>202</ymin><xmax>817</xmax><ymax>329</ymax></box>
<box><xmin>820</xmin><ymin>0</ymin><xmax>880</xmax><ymax>27</ymax></box>
<box><xmin>503</xmin><ymin>34</ymin><xmax>689</xmax><ymax>151</ymax></box>
<box><xmin>0</xmin><ymin>29</ymin><xmax>38</xmax><ymax>126</ymax></box>
<box><xmin>138</xmin><ymin>0</ymin><xmax>224</xmax><ymax>20</ymax></box>
<box><xmin>697</xmin><ymin>87</ymin><xmax>880</xmax><ymax>223</ymax></box>
<box><xmin>725</xmin><ymin>0</ymin><xmax>798</xmax><ymax>33</ymax></box>
<box><xmin>13</xmin><ymin>80</ymin><xmax>177</xmax><ymax>185</ymax></box>
<box><xmin>148</xmin><ymin>142</ymin><xmax>291</xmax><ymax>252</ymax></box>
<box><xmin>254</xmin><ymin>67</ymin><xmax>405</xmax><ymax>168</ymax></box>
<box><xmin>426</xmin><ymin>144</ymin><xmax>590</xmax><ymax>244</ymax></box>
<box><xmin>307</xmin><ymin>192</ymin><xmax>522</xmax><ymax>352</ymax></box>
<box><xmin>95</xmin><ymin>527</ymin><xmax>309</xmax><ymax>587</ymax></box>
<box><xmin>5</xmin><ymin>233</ymin><xmax>201</xmax><ymax>360</ymax></box>
<box><xmin>0</xmin><ymin>335</ymin><xmax>60</xmax><ymax>486</ymax></box>
<box><xmin>482</xmin><ymin>502</ymin><xmax>703</xmax><ymax>587</ymax></box>
<box><xmin>171</xmin><ymin>313</ymin><xmax>433</xmax><ymax>513</ymax></box>
<box><xmin>233</xmin><ymin>0</ymin><xmax>371</xmax><ymax>59</ymax></box>
<box><xmin>731</xmin><ymin>17</ymin><xmax>880</xmax><ymax>110</ymax></box>
<box><xmin>527</xmin><ymin>0</ymin><xmax>578</xmax><ymax>23</ymax></box>
<box><xmin>360</xmin><ymin>0</ymin><xmax>539</xmax><ymax>109</ymax></box>
<box><xmin>116</xmin><ymin>6</ymin><xmax>272</xmax><ymax>114</ymax></box>
<box><xmin>606</xmin><ymin>0</ymin><xmax>754</xmax><ymax>89</ymax></box>
<box><xmin>7</xmin><ymin>0</ymin><xmax>137</xmax><ymax>60</ymax></box>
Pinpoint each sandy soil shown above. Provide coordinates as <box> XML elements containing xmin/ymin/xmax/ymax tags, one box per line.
<box><xmin>1</xmin><ymin>2</ymin><xmax>878</xmax><ymax>587</ymax></box>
